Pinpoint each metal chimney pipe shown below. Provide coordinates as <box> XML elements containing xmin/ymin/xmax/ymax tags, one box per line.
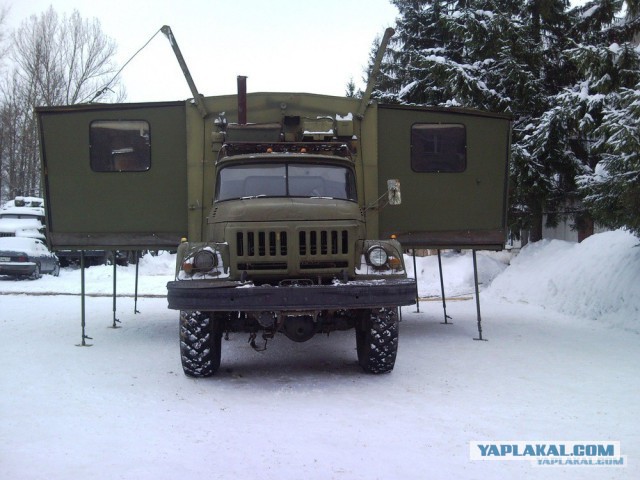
<box><xmin>237</xmin><ymin>75</ymin><xmax>247</xmax><ymax>125</ymax></box>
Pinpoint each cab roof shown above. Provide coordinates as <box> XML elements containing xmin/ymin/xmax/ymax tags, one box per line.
<box><xmin>216</xmin><ymin>142</ymin><xmax>354</xmax><ymax>167</ymax></box>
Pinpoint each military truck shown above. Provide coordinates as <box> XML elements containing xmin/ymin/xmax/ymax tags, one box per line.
<box><xmin>36</xmin><ymin>29</ymin><xmax>511</xmax><ymax>377</ymax></box>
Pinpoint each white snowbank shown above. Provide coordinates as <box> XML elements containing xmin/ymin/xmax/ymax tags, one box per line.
<box><xmin>486</xmin><ymin>229</ymin><xmax>639</xmax><ymax>332</ymax></box>
<box><xmin>2</xmin><ymin>231</ymin><xmax>638</xmax><ymax>333</ymax></box>
<box><xmin>1</xmin><ymin>230</ymin><xmax>639</xmax><ymax>479</ymax></box>
<box><xmin>406</xmin><ymin>249</ymin><xmax>509</xmax><ymax>298</ymax></box>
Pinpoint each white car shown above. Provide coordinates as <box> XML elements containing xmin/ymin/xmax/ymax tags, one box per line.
<box><xmin>0</xmin><ymin>237</ymin><xmax>60</xmax><ymax>279</ymax></box>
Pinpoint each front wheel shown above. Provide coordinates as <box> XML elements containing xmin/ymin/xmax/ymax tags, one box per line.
<box><xmin>179</xmin><ymin>311</ymin><xmax>222</xmax><ymax>377</ymax></box>
<box><xmin>355</xmin><ymin>307</ymin><xmax>399</xmax><ymax>374</ymax></box>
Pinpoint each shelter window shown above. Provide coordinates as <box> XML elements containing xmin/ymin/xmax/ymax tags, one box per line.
<box><xmin>90</xmin><ymin>120</ymin><xmax>150</xmax><ymax>172</ymax></box>
<box><xmin>411</xmin><ymin>123</ymin><xmax>466</xmax><ymax>173</ymax></box>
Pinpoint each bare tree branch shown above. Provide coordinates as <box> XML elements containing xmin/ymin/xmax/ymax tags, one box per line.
<box><xmin>1</xmin><ymin>6</ymin><xmax>123</xmax><ymax>203</ymax></box>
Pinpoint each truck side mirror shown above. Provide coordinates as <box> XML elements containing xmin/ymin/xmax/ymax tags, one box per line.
<box><xmin>387</xmin><ymin>179</ymin><xmax>401</xmax><ymax>205</ymax></box>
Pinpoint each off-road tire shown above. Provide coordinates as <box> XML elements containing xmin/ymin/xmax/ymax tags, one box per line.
<box><xmin>179</xmin><ymin>311</ymin><xmax>222</xmax><ymax>377</ymax></box>
<box><xmin>355</xmin><ymin>307</ymin><xmax>399</xmax><ymax>374</ymax></box>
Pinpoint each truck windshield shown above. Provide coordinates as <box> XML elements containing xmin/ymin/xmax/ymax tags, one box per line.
<box><xmin>216</xmin><ymin>163</ymin><xmax>357</xmax><ymax>202</ymax></box>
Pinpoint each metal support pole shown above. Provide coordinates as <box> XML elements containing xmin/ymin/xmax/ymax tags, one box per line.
<box><xmin>472</xmin><ymin>250</ymin><xmax>487</xmax><ymax>341</ymax></box>
<box><xmin>412</xmin><ymin>250</ymin><xmax>420</xmax><ymax>313</ymax></box>
<box><xmin>76</xmin><ymin>251</ymin><xmax>92</xmax><ymax>346</ymax></box>
<box><xmin>438</xmin><ymin>249</ymin><xmax>452</xmax><ymax>325</ymax></box>
<box><xmin>111</xmin><ymin>251</ymin><xmax>120</xmax><ymax>328</ymax></box>
<box><xmin>134</xmin><ymin>251</ymin><xmax>141</xmax><ymax>314</ymax></box>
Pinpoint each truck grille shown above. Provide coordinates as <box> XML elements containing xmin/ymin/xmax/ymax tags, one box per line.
<box><xmin>236</xmin><ymin>231</ymin><xmax>288</xmax><ymax>257</ymax></box>
<box><xmin>236</xmin><ymin>230</ymin><xmax>288</xmax><ymax>271</ymax></box>
<box><xmin>298</xmin><ymin>230</ymin><xmax>349</xmax><ymax>256</ymax></box>
<box><xmin>233</xmin><ymin>227</ymin><xmax>351</xmax><ymax>273</ymax></box>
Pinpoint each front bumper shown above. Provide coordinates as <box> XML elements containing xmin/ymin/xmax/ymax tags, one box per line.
<box><xmin>167</xmin><ymin>278</ymin><xmax>417</xmax><ymax>311</ymax></box>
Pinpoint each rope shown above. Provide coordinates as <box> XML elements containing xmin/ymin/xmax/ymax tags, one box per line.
<box><xmin>81</xmin><ymin>27</ymin><xmax>163</xmax><ymax>103</ymax></box>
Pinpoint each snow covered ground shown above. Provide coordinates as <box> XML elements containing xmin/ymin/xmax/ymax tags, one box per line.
<box><xmin>1</xmin><ymin>230</ymin><xmax>638</xmax><ymax>479</ymax></box>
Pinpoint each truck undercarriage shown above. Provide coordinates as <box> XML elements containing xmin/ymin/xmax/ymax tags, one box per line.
<box><xmin>170</xmin><ymin>276</ymin><xmax>415</xmax><ymax>376</ymax></box>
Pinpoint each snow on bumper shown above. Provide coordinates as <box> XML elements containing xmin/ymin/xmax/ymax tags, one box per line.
<box><xmin>166</xmin><ymin>278</ymin><xmax>417</xmax><ymax>311</ymax></box>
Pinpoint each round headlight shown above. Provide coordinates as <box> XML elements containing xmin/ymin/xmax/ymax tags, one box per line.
<box><xmin>193</xmin><ymin>250</ymin><xmax>217</xmax><ymax>270</ymax></box>
<box><xmin>367</xmin><ymin>245</ymin><xmax>388</xmax><ymax>267</ymax></box>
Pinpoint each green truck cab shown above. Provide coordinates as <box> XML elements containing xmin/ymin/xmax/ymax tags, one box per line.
<box><xmin>170</xmin><ymin>136</ymin><xmax>415</xmax><ymax>376</ymax></box>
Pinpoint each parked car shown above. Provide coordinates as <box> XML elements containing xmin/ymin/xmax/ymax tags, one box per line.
<box><xmin>0</xmin><ymin>197</ymin><xmax>46</xmax><ymax>241</ymax></box>
<box><xmin>57</xmin><ymin>249</ymin><xmax>135</xmax><ymax>267</ymax></box>
<box><xmin>0</xmin><ymin>237</ymin><xmax>60</xmax><ymax>279</ymax></box>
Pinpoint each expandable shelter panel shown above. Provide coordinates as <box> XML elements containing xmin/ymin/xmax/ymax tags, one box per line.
<box><xmin>377</xmin><ymin>105</ymin><xmax>511</xmax><ymax>250</ymax></box>
<box><xmin>37</xmin><ymin>102</ymin><xmax>188</xmax><ymax>249</ymax></box>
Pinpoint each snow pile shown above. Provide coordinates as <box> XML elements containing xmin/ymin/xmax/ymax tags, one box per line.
<box><xmin>0</xmin><ymin>251</ymin><xmax>175</xmax><ymax>296</ymax></box>
<box><xmin>137</xmin><ymin>250</ymin><xmax>176</xmax><ymax>276</ymax></box>
<box><xmin>406</xmin><ymin>249</ymin><xmax>510</xmax><ymax>298</ymax></box>
<box><xmin>1</xmin><ymin>231</ymin><xmax>638</xmax><ymax>333</ymax></box>
<box><xmin>486</xmin><ymin>229</ymin><xmax>640</xmax><ymax>332</ymax></box>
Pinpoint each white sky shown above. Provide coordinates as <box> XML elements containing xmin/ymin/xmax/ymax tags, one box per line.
<box><xmin>2</xmin><ymin>1</ymin><xmax>593</xmax><ymax>104</ymax></box>
<box><xmin>2</xmin><ymin>0</ymin><xmax>398</xmax><ymax>102</ymax></box>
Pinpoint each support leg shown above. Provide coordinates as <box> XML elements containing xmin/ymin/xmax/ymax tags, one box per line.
<box><xmin>134</xmin><ymin>251</ymin><xmax>141</xmax><ymax>314</ymax></box>
<box><xmin>111</xmin><ymin>251</ymin><xmax>121</xmax><ymax>328</ymax></box>
<box><xmin>76</xmin><ymin>251</ymin><xmax>92</xmax><ymax>347</ymax></box>
<box><xmin>438</xmin><ymin>249</ymin><xmax>452</xmax><ymax>325</ymax></box>
<box><xmin>412</xmin><ymin>250</ymin><xmax>420</xmax><ymax>313</ymax></box>
<box><xmin>472</xmin><ymin>249</ymin><xmax>487</xmax><ymax>341</ymax></box>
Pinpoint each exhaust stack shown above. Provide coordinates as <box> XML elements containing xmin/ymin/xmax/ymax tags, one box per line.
<box><xmin>237</xmin><ymin>75</ymin><xmax>247</xmax><ymax>125</ymax></box>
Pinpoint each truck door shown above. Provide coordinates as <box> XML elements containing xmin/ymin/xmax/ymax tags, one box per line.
<box><xmin>376</xmin><ymin>104</ymin><xmax>511</xmax><ymax>250</ymax></box>
<box><xmin>37</xmin><ymin>101</ymin><xmax>188</xmax><ymax>250</ymax></box>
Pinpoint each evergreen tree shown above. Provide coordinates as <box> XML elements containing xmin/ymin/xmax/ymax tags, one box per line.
<box><xmin>552</xmin><ymin>1</ymin><xmax>640</xmax><ymax>236</ymax></box>
<box><xmin>578</xmin><ymin>84</ymin><xmax>640</xmax><ymax>236</ymax></box>
<box><xmin>574</xmin><ymin>36</ymin><xmax>640</xmax><ymax>236</ymax></box>
<box><xmin>345</xmin><ymin>77</ymin><xmax>359</xmax><ymax>98</ymax></box>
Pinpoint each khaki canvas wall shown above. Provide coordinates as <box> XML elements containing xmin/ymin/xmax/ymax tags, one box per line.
<box><xmin>376</xmin><ymin>105</ymin><xmax>511</xmax><ymax>250</ymax></box>
<box><xmin>37</xmin><ymin>102</ymin><xmax>188</xmax><ymax>250</ymax></box>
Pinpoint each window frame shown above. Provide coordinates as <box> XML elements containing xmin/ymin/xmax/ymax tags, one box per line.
<box><xmin>89</xmin><ymin>119</ymin><xmax>151</xmax><ymax>173</ymax></box>
<box><xmin>410</xmin><ymin>123</ymin><xmax>467</xmax><ymax>173</ymax></box>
